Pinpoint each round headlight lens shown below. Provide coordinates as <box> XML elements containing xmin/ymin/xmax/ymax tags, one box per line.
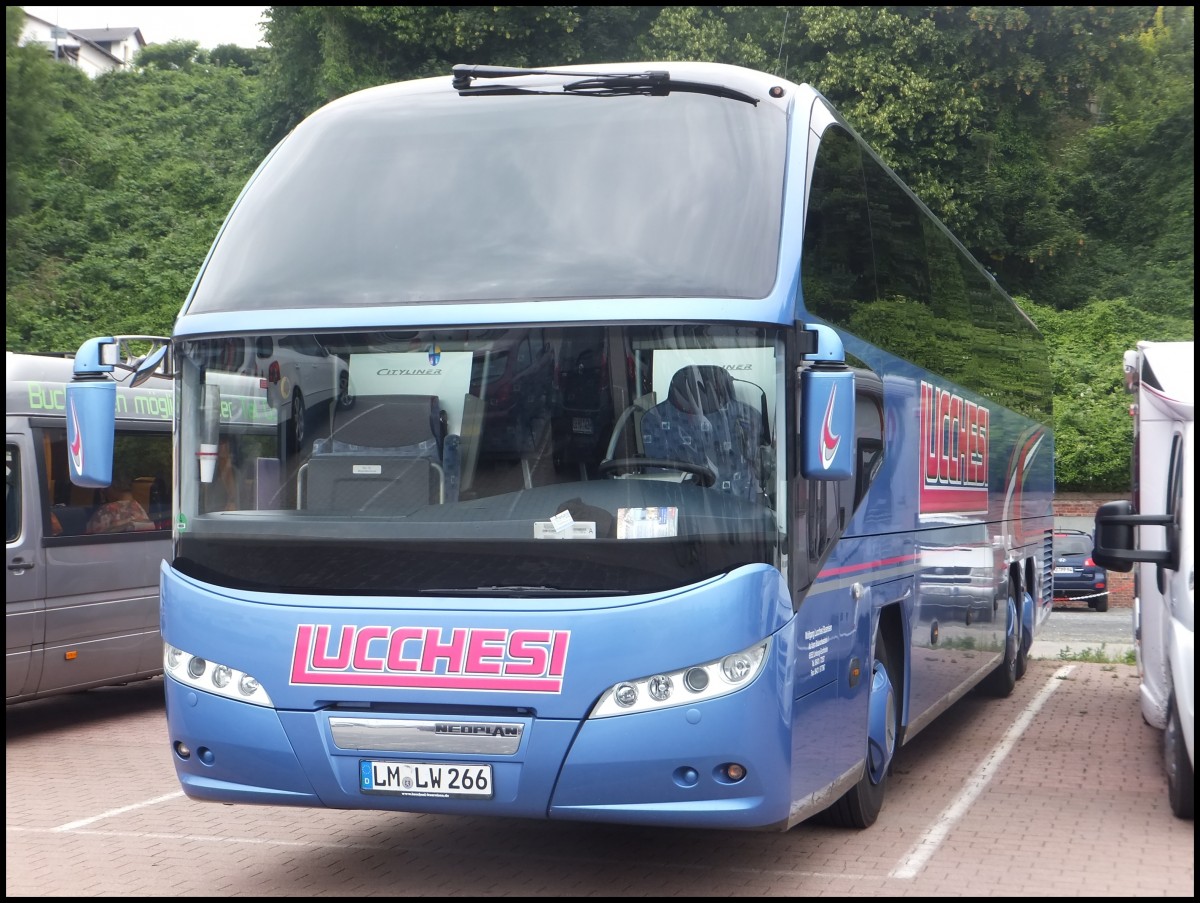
<box><xmin>647</xmin><ymin>674</ymin><xmax>673</xmax><ymax>701</ymax></box>
<box><xmin>721</xmin><ymin>652</ymin><xmax>753</xmax><ymax>683</ymax></box>
<box><xmin>237</xmin><ymin>674</ymin><xmax>261</xmax><ymax>697</ymax></box>
<box><xmin>614</xmin><ymin>682</ymin><xmax>638</xmax><ymax>707</ymax></box>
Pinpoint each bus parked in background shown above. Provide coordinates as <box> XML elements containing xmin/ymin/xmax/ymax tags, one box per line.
<box><xmin>65</xmin><ymin>62</ymin><xmax>1053</xmax><ymax>830</ymax></box>
<box><xmin>6</xmin><ymin>351</ymin><xmax>172</xmax><ymax>704</ymax></box>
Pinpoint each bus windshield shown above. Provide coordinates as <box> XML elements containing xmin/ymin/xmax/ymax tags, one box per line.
<box><xmin>174</xmin><ymin>324</ymin><xmax>784</xmax><ymax>597</ymax></box>
<box><xmin>184</xmin><ymin>89</ymin><xmax>786</xmax><ymax>311</ymax></box>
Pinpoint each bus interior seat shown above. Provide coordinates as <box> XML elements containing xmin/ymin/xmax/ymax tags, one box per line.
<box><xmin>730</xmin><ymin>376</ymin><xmax>771</xmax><ymax>441</ymax></box>
<box><xmin>604</xmin><ymin>391</ymin><xmax>656</xmax><ymax>462</ymax></box>
<box><xmin>69</xmin><ymin>483</ymin><xmax>98</xmax><ymax>508</ymax></box>
<box><xmin>131</xmin><ymin>477</ymin><xmax>155</xmax><ymax>514</ymax></box>
<box><xmin>639</xmin><ymin>365</ymin><xmax>764</xmax><ymax>498</ymax></box>
<box><xmin>305</xmin><ymin>394</ymin><xmax>454</xmax><ymax>510</ymax></box>
<box><xmin>52</xmin><ymin>505</ymin><xmax>91</xmax><ymax>536</ymax></box>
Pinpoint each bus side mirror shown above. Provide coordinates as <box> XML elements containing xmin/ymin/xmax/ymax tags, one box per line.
<box><xmin>799</xmin><ymin>324</ymin><xmax>854</xmax><ymax>481</ymax></box>
<box><xmin>66</xmin><ymin>337</ymin><xmax>118</xmax><ymax>488</ymax></box>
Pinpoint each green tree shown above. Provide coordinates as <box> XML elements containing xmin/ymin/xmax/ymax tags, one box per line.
<box><xmin>259</xmin><ymin>5</ymin><xmax>664</xmax><ymax>142</ymax></box>
<box><xmin>6</xmin><ymin>58</ymin><xmax>262</xmax><ymax>351</ymax></box>
<box><xmin>6</xmin><ymin>6</ymin><xmax>86</xmax><ymax>218</ymax></box>
<box><xmin>1020</xmin><ymin>296</ymin><xmax>1193</xmax><ymax>490</ymax></box>
<box><xmin>1059</xmin><ymin>6</ymin><xmax>1194</xmax><ymax>317</ymax></box>
<box><xmin>136</xmin><ymin>39</ymin><xmax>206</xmax><ymax>71</ymax></box>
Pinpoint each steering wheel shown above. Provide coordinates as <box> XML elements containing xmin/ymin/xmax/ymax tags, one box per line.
<box><xmin>598</xmin><ymin>457</ymin><xmax>717</xmax><ymax>488</ymax></box>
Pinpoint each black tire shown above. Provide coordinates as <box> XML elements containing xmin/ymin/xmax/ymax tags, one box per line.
<box><xmin>289</xmin><ymin>390</ymin><xmax>306</xmax><ymax>452</ymax></box>
<box><xmin>821</xmin><ymin>627</ymin><xmax>898</xmax><ymax>829</ymax></box>
<box><xmin>981</xmin><ymin>579</ymin><xmax>1019</xmax><ymax>698</ymax></box>
<box><xmin>337</xmin><ymin>371</ymin><xmax>355</xmax><ymax>410</ymax></box>
<box><xmin>1092</xmin><ymin>594</ymin><xmax>1109</xmax><ymax>613</ymax></box>
<box><xmin>1165</xmin><ymin>694</ymin><xmax>1195</xmax><ymax>819</ymax></box>
<box><xmin>1014</xmin><ymin>589</ymin><xmax>1030</xmax><ymax>681</ymax></box>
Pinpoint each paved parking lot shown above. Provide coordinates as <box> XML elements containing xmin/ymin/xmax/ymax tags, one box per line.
<box><xmin>6</xmin><ymin>655</ymin><xmax>1193</xmax><ymax>897</ymax></box>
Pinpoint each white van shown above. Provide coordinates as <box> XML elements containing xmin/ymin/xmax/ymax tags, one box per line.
<box><xmin>1094</xmin><ymin>340</ymin><xmax>1194</xmax><ymax>819</ymax></box>
<box><xmin>6</xmin><ymin>351</ymin><xmax>173</xmax><ymax>704</ymax></box>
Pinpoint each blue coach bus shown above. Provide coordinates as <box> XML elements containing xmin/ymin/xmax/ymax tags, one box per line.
<box><xmin>66</xmin><ymin>62</ymin><xmax>1053</xmax><ymax>830</ymax></box>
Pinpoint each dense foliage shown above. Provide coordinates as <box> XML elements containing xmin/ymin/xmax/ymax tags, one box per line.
<box><xmin>5</xmin><ymin>5</ymin><xmax>1194</xmax><ymax>490</ymax></box>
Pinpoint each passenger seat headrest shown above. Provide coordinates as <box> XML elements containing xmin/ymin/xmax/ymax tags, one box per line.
<box><xmin>667</xmin><ymin>365</ymin><xmax>734</xmax><ymax>414</ymax></box>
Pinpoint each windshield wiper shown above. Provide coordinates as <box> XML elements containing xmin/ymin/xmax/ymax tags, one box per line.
<box><xmin>423</xmin><ymin>584</ymin><xmax>627</xmax><ymax>597</ymax></box>
<box><xmin>451</xmin><ymin>64</ymin><xmax>758</xmax><ymax>106</ymax></box>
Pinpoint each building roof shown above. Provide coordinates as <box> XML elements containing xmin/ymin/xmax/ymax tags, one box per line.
<box><xmin>70</xmin><ymin>26</ymin><xmax>146</xmax><ymax>48</ymax></box>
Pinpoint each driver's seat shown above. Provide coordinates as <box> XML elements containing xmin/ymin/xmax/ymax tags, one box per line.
<box><xmin>639</xmin><ymin>365</ymin><xmax>763</xmax><ymax>498</ymax></box>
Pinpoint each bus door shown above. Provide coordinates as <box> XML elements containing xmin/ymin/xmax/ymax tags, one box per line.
<box><xmin>6</xmin><ymin>433</ymin><xmax>46</xmax><ymax>700</ymax></box>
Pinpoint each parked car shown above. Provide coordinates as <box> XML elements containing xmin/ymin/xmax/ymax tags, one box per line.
<box><xmin>1052</xmin><ymin>529</ymin><xmax>1109</xmax><ymax>611</ymax></box>
<box><xmin>469</xmin><ymin>328</ymin><xmax>555</xmax><ymax>461</ymax></box>
<box><xmin>550</xmin><ymin>329</ymin><xmax>615</xmax><ymax>477</ymax></box>
<box><xmin>254</xmin><ymin>335</ymin><xmax>353</xmax><ymax>451</ymax></box>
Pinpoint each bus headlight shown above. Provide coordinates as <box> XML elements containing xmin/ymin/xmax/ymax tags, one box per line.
<box><xmin>163</xmin><ymin>642</ymin><xmax>273</xmax><ymax>707</ymax></box>
<box><xmin>588</xmin><ymin>638</ymin><xmax>771</xmax><ymax>719</ymax></box>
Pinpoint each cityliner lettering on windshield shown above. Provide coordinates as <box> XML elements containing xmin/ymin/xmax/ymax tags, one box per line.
<box><xmin>290</xmin><ymin>624</ymin><xmax>570</xmax><ymax>692</ymax></box>
<box><xmin>919</xmin><ymin>380</ymin><xmax>990</xmax><ymax>515</ymax></box>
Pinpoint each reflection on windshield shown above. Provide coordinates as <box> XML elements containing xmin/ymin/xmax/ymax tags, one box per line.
<box><xmin>174</xmin><ymin>326</ymin><xmax>784</xmax><ymax>596</ymax></box>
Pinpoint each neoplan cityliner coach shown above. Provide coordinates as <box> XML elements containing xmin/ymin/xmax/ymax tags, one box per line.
<box><xmin>65</xmin><ymin>62</ymin><xmax>1054</xmax><ymax>830</ymax></box>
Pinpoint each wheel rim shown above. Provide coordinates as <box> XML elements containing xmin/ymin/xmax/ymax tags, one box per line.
<box><xmin>867</xmin><ymin>659</ymin><xmax>896</xmax><ymax>784</ymax></box>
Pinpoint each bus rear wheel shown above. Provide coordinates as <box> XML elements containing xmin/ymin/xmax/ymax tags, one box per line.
<box><xmin>981</xmin><ymin>578</ymin><xmax>1020</xmax><ymax>698</ymax></box>
<box><xmin>821</xmin><ymin>627</ymin><xmax>897</xmax><ymax>829</ymax></box>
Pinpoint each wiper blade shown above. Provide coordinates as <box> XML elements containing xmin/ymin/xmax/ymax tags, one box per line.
<box><xmin>451</xmin><ymin>64</ymin><xmax>758</xmax><ymax>106</ymax></box>
<box><xmin>423</xmin><ymin>585</ymin><xmax>626</xmax><ymax>597</ymax></box>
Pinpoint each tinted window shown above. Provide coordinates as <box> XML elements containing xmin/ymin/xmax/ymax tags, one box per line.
<box><xmin>5</xmin><ymin>444</ymin><xmax>19</xmax><ymax>544</ymax></box>
<box><xmin>187</xmin><ymin>90</ymin><xmax>787</xmax><ymax>311</ymax></box>
<box><xmin>39</xmin><ymin>427</ymin><xmax>173</xmax><ymax>538</ymax></box>
<box><xmin>803</xmin><ymin>123</ymin><xmax>1050</xmax><ymax>424</ymax></box>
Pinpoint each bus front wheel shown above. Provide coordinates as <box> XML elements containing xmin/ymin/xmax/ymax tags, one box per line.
<box><xmin>821</xmin><ymin>626</ymin><xmax>898</xmax><ymax>829</ymax></box>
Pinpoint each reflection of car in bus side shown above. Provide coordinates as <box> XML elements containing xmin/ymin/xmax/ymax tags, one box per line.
<box><xmin>191</xmin><ymin>336</ymin><xmax>352</xmax><ymax>452</ymax></box>
<box><xmin>6</xmin><ymin>352</ymin><xmax>172</xmax><ymax>705</ymax></box>
<box><xmin>469</xmin><ymin>329</ymin><xmax>554</xmax><ymax>462</ymax></box>
<box><xmin>916</xmin><ymin>518</ymin><xmax>1003</xmax><ymax>624</ymax></box>
<box><xmin>255</xmin><ymin>335</ymin><xmax>353</xmax><ymax>451</ymax></box>
<box><xmin>551</xmin><ymin>331</ymin><xmax>615</xmax><ymax>477</ymax></box>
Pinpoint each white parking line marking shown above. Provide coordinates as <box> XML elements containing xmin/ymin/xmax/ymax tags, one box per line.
<box><xmin>890</xmin><ymin>664</ymin><xmax>1075</xmax><ymax>880</ymax></box>
<box><xmin>51</xmin><ymin>791</ymin><xmax>185</xmax><ymax>832</ymax></box>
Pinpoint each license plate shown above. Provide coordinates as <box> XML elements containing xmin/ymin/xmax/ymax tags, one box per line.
<box><xmin>571</xmin><ymin>417</ymin><xmax>594</xmax><ymax>435</ymax></box>
<box><xmin>360</xmin><ymin>760</ymin><xmax>493</xmax><ymax>799</ymax></box>
<box><xmin>1053</xmin><ymin>566</ymin><xmax>1074</xmax><ymax>574</ymax></box>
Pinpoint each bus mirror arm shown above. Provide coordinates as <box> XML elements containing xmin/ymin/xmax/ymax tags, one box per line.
<box><xmin>72</xmin><ymin>335</ymin><xmax>173</xmax><ymax>386</ymax></box>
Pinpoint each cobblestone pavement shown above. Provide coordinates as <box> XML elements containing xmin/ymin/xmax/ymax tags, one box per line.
<box><xmin>7</xmin><ymin>657</ymin><xmax>1194</xmax><ymax>897</ymax></box>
